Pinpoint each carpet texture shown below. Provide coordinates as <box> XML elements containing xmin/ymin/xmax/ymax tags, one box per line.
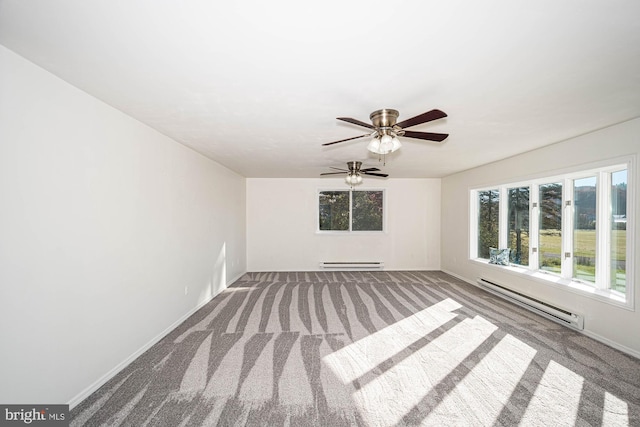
<box><xmin>70</xmin><ymin>271</ymin><xmax>640</xmax><ymax>426</ymax></box>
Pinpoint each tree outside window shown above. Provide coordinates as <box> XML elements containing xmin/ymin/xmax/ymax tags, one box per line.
<box><xmin>477</xmin><ymin>190</ymin><xmax>499</xmax><ymax>258</ymax></box>
<box><xmin>508</xmin><ymin>187</ymin><xmax>530</xmax><ymax>266</ymax></box>
<box><xmin>539</xmin><ymin>183</ymin><xmax>563</xmax><ymax>273</ymax></box>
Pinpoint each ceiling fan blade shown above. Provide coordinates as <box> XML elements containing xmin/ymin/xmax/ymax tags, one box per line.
<box><xmin>320</xmin><ymin>172</ymin><xmax>347</xmax><ymax>176</ymax></box>
<box><xmin>337</xmin><ymin>117</ymin><xmax>375</xmax><ymax>129</ymax></box>
<box><xmin>322</xmin><ymin>133</ymin><xmax>370</xmax><ymax>146</ymax></box>
<box><xmin>402</xmin><ymin>130</ymin><xmax>449</xmax><ymax>142</ymax></box>
<box><xmin>360</xmin><ymin>167</ymin><xmax>381</xmax><ymax>172</ymax></box>
<box><xmin>362</xmin><ymin>172</ymin><xmax>389</xmax><ymax>177</ymax></box>
<box><xmin>395</xmin><ymin>109</ymin><xmax>447</xmax><ymax>129</ymax></box>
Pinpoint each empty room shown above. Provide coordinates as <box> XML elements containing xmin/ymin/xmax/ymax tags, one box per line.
<box><xmin>1</xmin><ymin>1</ymin><xmax>639</xmax><ymax>426</ymax></box>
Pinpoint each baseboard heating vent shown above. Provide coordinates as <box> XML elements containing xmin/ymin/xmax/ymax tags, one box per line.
<box><xmin>477</xmin><ymin>278</ymin><xmax>584</xmax><ymax>330</ymax></box>
<box><xmin>319</xmin><ymin>262</ymin><xmax>384</xmax><ymax>270</ymax></box>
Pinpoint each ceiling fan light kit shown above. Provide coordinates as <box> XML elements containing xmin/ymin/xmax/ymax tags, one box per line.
<box><xmin>367</xmin><ymin>134</ymin><xmax>402</xmax><ymax>155</ymax></box>
<box><xmin>345</xmin><ymin>172</ymin><xmax>363</xmax><ymax>186</ymax></box>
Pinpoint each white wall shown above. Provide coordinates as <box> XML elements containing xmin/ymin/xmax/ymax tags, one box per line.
<box><xmin>0</xmin><ymin>46</ymin><xmax>246</xmax><ymax>405</ymax></box>
<box><xmin>441</xmin><ymin>118</ymin><xmax>640</xmax><ymax>356</ymax></box>
<box><xmin>247</xmin><ymin>178</ymin><xmax>441</xmax><ymax>271</ymax></box>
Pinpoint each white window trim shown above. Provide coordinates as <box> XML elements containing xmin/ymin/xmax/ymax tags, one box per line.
<box><xmin>529</xmin><ymin>183</ymin><xmax>540</xmax><ymax>270</ymax></box>
<box><xmin>317</xmin><ymin>188</ymin><xmax>386</xmax><ymax>234</ymax></box>
<box><xmin>469</xmin><ymin>156</ymin><xmax>635</xmax><ymax>309</ymax></box>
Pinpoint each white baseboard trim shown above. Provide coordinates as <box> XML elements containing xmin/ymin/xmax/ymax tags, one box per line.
<box><xmin>441</xmin><ymin>269</ymin><xmax>640</xmax><ymax>360</ymax></box>
<box><xmin>441</xmin><ymin>269</ymin><xmax>475</xmax><ymax>286</ymax></box>
<box><xmin>67</xmin><ymin>271</ymin><xmax>246</xmax><ymax>409</ymax></box>
<box><xmin>579</xmin><ymin>329</ymin><xmax>640</xmax><ymax>360</ymax></box>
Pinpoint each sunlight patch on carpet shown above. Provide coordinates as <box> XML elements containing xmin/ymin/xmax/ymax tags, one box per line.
<box><xmin>603</xmin><ymin>391</ymin><xmax>629</xmax><ymax>426</ymax></box>
<box><xmin>423</xmin><ymin>333</ymin><xmax>537</xmax><ymax>425</ymax></box>
<box><xmin>325</xmin><ymin>313</ymin><xmax>496</xmax><ymax>426</ymax></box>
<box><xmin>322</xmin><ymin>298</ymin><xmax>461</xmax><ymax>384</ymax></box>
<box><xmin>521</xmin><ymin>360</ymin><xmax>584</xmax><ymax>426</ymax></box>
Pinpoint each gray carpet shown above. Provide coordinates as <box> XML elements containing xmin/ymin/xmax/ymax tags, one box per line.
<box><xmin>71</xmin><ymin>271</ymin><xmax>640</xmax><ymax>426</ymax></box>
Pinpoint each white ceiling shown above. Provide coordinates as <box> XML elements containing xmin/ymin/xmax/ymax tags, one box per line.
<box><xmin>1</xmin><ymin>1</ymin><xmax>639</xmax><ymax>178</ymax></box>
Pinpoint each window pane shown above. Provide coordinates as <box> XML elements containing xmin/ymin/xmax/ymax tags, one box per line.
<box><xmin>539</xmin><ymin>183</ymin><xmax>562</xmax><ymax>273</ymax></box>
<box><xmin>574</xmin><ymin>177</ymin><xmax>597</xmax><ymax>283</ymax></box>
<box><xmin>478</xmin><ymin>190</ymin><xmax>500</xmax><ymax>259</ymax></box>
<box><xmin>508</xmin><ymin>187</ymin><xmax>529</xmax><ymax>265</ymax></box>
<box><xmin>319</xmin><ymin>191</ymin><xmax>349</xmax><ymax>231</ymax></box>
<box><xmin>352</xmin><ymin>191</ymin><xmax>383</xmax><ymax>231</ymax></box>
<box><xmin>611</xmin><ymin>170</ymin><xmax>627</xmax><ymax>293</ymax></box>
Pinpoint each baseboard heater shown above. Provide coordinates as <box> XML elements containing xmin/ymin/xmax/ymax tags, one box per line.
<box><xmin>477</xmin><ymin>278</ymin><xmax>584</xmax><ymax>330</ymax></box>
<box><xmin>319</xmin><ymin>262</ymin><xmax>384</xmax><ymax>270</ymax></box>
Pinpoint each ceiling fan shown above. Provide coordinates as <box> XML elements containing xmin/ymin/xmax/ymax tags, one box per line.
<box><xmin>322</xmin><ymin>108</ymin><xmax>448</xmax><ymax>155</ymax></box>
<box><xmin>320</xmin><ymin>161</ymin><xmax>388</xmax><ymax>186</ymax></box>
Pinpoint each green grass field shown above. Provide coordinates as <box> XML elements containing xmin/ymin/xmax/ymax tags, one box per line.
<box><xmin>537</xmin><ymin>229</ymin><xmax>626</xmax><ymax>292</ymax></box>
<box><xmin>538</xmin><ymin>229</ymin><xmax>627</xmax><ymax>259</ymax></box>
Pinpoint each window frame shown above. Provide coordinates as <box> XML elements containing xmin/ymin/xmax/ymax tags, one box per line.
<box><xmin>317</xmin><ymin>188</ymin><xmax>386</xmax><ymax>234</ymax></box>
<box><xmin>469</xmin><ymin>157</ymin><xmax>634</xmax><ymax>309</ymax></box>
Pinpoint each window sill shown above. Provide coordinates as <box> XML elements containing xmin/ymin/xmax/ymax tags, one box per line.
<box><xmin>316</xmin><ymin>230</ymin><xmax>386</xmax><ymax>235</ymax></box>
<box><xmin>471</xmin><ymin>258</ymin><xmax>632</xmax><ymax>310</ymax></box>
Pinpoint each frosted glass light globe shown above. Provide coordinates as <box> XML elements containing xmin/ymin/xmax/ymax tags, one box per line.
<box><xmin>367</xmin><ymin>137</ymin><xmax>381</xmax><ymax>154</ymax></box>
<box><xmin>390</xmin><ymin>136</ymin><xmax>402</xmax><ymax>152</ymax></box>
<box><xmin>379</xmin><ymin>135</ymin><xmax>393</xmax><ymax>154</ymax></box>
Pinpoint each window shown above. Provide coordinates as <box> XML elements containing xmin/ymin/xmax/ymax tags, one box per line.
<box><xmin>611</xmin><ymin>170</ymin><xmax>628</xmax><ymax>293</ymax></box>
<box><xmin>471</xmin><ymin>161</ymin><xmax>633</xmax><ymax>305</ymax></box>
<box><xmin>352</xmin><ymin>190</ymin><xmax>384</xmax><ymax>231</ymax></box>
<box><xmin>539</xmin><ymin>182</ymin><xmax>562</xmax><ymax>274</ymax></box>
<box><xmin>508</xmin><ymin>186</ymin><xmax>530</xmax><ymax>266</ymax></box>
<box><xmin>573</xmin><ymin>176</ymin><xmax>597</xmax><ymax>283</ymax></box>
<box><xmin>477</xmin><ymin>190</ymin><xmax>499</xmax><ymax>258</ymax></box>
<box><xmin>319</xmin><ymin>191</ymin><xmax>349</xmax><ymax>231</ymax></box>
<box><xmin>319</xmin><ymin>190</ymin><xmax>384</xmax><ymax>232</ymax></box>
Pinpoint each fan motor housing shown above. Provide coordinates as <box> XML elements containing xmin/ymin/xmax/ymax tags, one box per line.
<box><xmin>370</xmin><ymin>109</ymin><xmax>399</xmax><ymax>128</ymax></box>
<box><xmin>347</xmin><ymin>161</ymin><xmax>362</xmax><ymax>171</ymax></box>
